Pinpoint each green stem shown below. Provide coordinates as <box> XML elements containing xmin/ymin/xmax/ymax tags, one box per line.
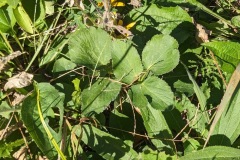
<box><xmin>25</xmin><ymin>9</ymin><xmax>63</xmax><ymax>71</ymax></box>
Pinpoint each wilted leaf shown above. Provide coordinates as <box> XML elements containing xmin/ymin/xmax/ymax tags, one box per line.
<box><xmin>0</xmin><ymin>51</ymin><xmax>25</xmax><ymax>72</ymax></box>
<box><xmin>4</xmin><ymin>72</ymin><xmax>33</xmax><ymax>90</ymax></box>
<box><xmin>195</xmin><ymin>23</ymin><xmax>211</xmax><ymax>43</ymax></box>
<box><xmin>142</xmin><ymin>34</ymin><xmax>179</xmax><ymax>75</ymax></box>
<box><xmin>11</xmin><ymin>92</ymin><xmax>25</xmax><ymax>106</ymax></box>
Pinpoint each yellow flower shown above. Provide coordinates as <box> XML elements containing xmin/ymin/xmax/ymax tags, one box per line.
<box><xmin>98</xmin><ymin>0</ymin><xmax>125</xmax><ymax>7</ymax></box>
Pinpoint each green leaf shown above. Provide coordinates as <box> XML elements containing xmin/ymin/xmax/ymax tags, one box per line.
<box><xmin>182</xmin><ymin>63</ymin><xmax>207</xmax><ymax>113</ymax></box>
<box><xmin>21</xmin><ymin>83</ymin><xmax>64</xmax><ymax>159</ymax></box>
<box><xmin>176</xmin><ymin>94</ymin><xmax>208</xmax><ymax>135</ymax></box>
<box><xmin>202</xmin><ymin>42</ymin><xmax>240</xmax><ymax>73</ymax></box>
<box><xmin>7</xmin><ymin>0</ymin><xmax>19</xmax><ymax>8</ymax></box>
<box><xmin>81</xmin><ymin>78</ymin><xmax>121</xmax><ymax>116</ymax></box>
<box><xmin>139</xmin><ymin>148</ymin><xmax>177</xmax><ymax>160</ymax></box>
<box><xmin>45</xmin><ymin>1</ymin><xmax>54</xmax><ymax>15</ymax></box>
<box><xmin>142</xmin><ymin>34</ymin><xmax>179</xmax><ymax>75</ymax></box>
<box><xmin>0</xmin><ymin>8</ymin><xmax>12</xmax><ymax>33</ymax></box>
<box><xmin>67</xmin><ymin>27</ymin><xmax>112</xmax><ymax>69</ymax></box>
<box><xmin>109</xmin><ymin>110</ymin><xmax>134</xmax><ymax>141</ymax></box>
<box><xmin>128</xmin><ymin>84</ymin><xmax>148</xmax><ymax>108</ymax></box>
<box><xmin>13</xmin><ymin>4</ymin><xmax>33</xmax><ymax>34</ymax></box>
<box><xmin>183</xmin><ymin>137</ymin><xmax>201</xmax><ymax>154</ymax></box>
<box><xmin>74</xmin><ymin>124</ymin><xmax>138</xmax><ymax>159</ymax></box>
<box><xmin>210</xmin><ymin>84</ymin><xmax>240</xmax><ymax>145</ymax></box>
<box><xmin>21</xmin><ymin>0</ymin><xmax>45</xmax><ymax>24</ymax></box>
<box><xmin>129</xmin><ymin>4</ymin><xmax>192</xmax><ymax>34</ymax></box>
<box><xmin>53</xmin><ymin>57</ymin><xmax>77</xmax><ymax>72</ymax></box>
<box><xmin>142</xmin><ymin>76</ymin><xmax>174</xmax><ymax>110</ymax></box>
<box><xmin>180</xmin><ymin>146</ymin><xmax>240</xmax><ymax>160</ymax></box>
<box><xmin>231</xmin><ymin>16</ymin><xmax>240</xmax><ymax>28</ymax></box>
<box><xmin>130</xmin><ymin>76</ymin><xmax>174</xmax><ymax>111</ymax></box>
<box><xmin>140</xmin><ymin>103</ymin><xmax>175</xmax><ymax>153</ymax></box>
<box><xmin>112</xmin><ymin>39</ymin><xmax>143</xmax><ymax>84</ymax></box>
<box><xmin>0</xmin><ymin>139</ymin><xmax>24</xmax><ymax>158</ymax></box>
<box><xmin>0</xmin><ymin>101</ymin><xmax>17</xmax><ymax>119</ymax></box>
<box><xmin>0</xmin><ymin>0</ymin><xmax>7</xmax><ymax>7</ymax></box>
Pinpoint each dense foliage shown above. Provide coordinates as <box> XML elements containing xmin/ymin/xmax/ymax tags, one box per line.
<box><xmin>0</xmin><ymin>0</ymin><xmax>240</xmax><ymax>159</ymax></box>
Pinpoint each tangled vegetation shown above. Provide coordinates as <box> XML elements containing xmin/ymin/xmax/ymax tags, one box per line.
<box><xmin>0</xmin><ymin>0</ymin><xmax>240</xmax><ymax>159</ymax></box>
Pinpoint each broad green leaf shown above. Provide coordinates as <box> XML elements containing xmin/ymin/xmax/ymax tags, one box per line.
<box><xmin>21</xmin><ymin>83</ymin><xmax>64</xmax><ymax>159</ymax></box>
<box><xmin>13</xmin><ymin>4</ymin><xmax>33</xmax><ymax>34</ymax></box>
<box><xmin>140</xmin><ymin>103</ymin><xmax>175</xmax><ymax>152</ymax></box>
<box><xmin>141</xmin><ymin>76</ymin><xmax>174</xmax><ymax>110</ymax></box>
<box><xmin>180</xmin><ymin>146</ymin><xmax>240</xmax><ymax>160</ymax></box>
<box><xmin>67</xmin><ymin>27</ymin><xmax>112</xmax><ymax>69</ymax></box>
<box><xmin>202</xmin><ymin>42</ymin><xmax>240</xmax><ymax>73</ymax></box>
<box><xmin>142</xmin><ymin>34</ymin><xmax>179</xmax><ymax>75</ymax></box>
<box><xmin>109</xmin><ymin>110</ymin><xmax>134</xmax><ymax>141</ymax></box>
<box><xmin>21</xmin><ymin>0</ymin><xmax>45</xmax><ymax>24</ymax></box>
<box><xmin>183</xmin><ymin>137</ymin><xmax>201</xmax><ymax>154</ymax></box>
<box><xmin>112</xmin><ymin>39</ymin><xmax>143</xmax><ymax>84</ymax></box>
<box><xmin>210</xmin><ymin>84</ymin><xmax>240</xmax><ymax>145</ymax></box>
<box><xmin>81</xmin><ymin>78</ymin><xmax>121</xmax><ymax>116</ymax></box>
<box><xmin>74</xmin><ymin>124</ymin><xmax>138</xmax><ymax>159</ymax></box>
<box><xmin>53</xmin><ymin>57</ymin><xmax>77</xmax><ymax>72</ymax></box>
<box><xmin>0</xmin><ymin>8</ymin><xmax>12</xmax><ymax>33</ymax></box>
<box><xmin>174</xmin><ymin>80</ymin><xmax>194</xmax><ymax>96</ymax></box>
<box><xmin>128</xmin><ymin>84</ymin><xmax>148</xmax><ymax>108</ymax></box>
<box><xmin>130</xmin><ymin>76</ymin><xmax>174</xmax><ymax>110</ymax></box>
<box><xmin>129</xmin><ymin>5</ymin><xmax>192</xmax><ymax>34</ymax></box>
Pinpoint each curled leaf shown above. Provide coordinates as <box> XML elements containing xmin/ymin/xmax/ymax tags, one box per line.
<box><xmin>4</xmin><ymin>72</ymin><xmax>33</xmax><ymax>90</ymax></box>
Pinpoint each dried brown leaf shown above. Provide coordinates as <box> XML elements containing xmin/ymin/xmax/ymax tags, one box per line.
<box><xmin>12</xmin><ymin>92</ymin><xmax>26</xmax><ymax>106</ymax></box>
<box><xmin>4</xmin><ymin>72</ymin><xmax>34</xmax><ymax>91</ymax></box>
<box><xmin>13</xmin><ymin>146</ymin><xmax>27</xmax><ymax>160</ymax></box>
<box><xmin>195</xmin><ymin>23</ymin><xmax>212</xmax><ymax>43</ymax></box>
<box><xmin>0</xmin><ymin>51</ymin><xmax>25</xmax><ymax>72</ymax></box>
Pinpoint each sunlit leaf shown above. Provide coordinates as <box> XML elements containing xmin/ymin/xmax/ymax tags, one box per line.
<box><xmin>142</xmin><ymin>34</ymin><xmax>179</xmax><ymax>75</ymax></box>
<box><xmin>13</xmin><ymin>4</ymin><xmax>33</xmax><ymax>34</ymax></box>
<box><xmin>21</xmin><ymin>83</ymin><xmax>64</xmax><ymax>159</ymax></box>
<box><xmin>81</xmin><ymin>78</ymin><xmax>121</xmax><ymax>116</ymax></box>
<box><xmin>67</xmin><ymin>27</ymin><xmax>112</xmax><ymax>69</ymax></box>
<box><xmin>112</xmin><ymin>39</ymin><xmax>143</xmax><ymax>84</ymax></box>
<box><xmin>180</xmin><ymin>146</ymin><xmax>240</xmax><ymax>160</ymax></box>
<box><xmin>74</xmin><ymin>124</ymin><xmax>138</xmax><ymax>159</ymax></box>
